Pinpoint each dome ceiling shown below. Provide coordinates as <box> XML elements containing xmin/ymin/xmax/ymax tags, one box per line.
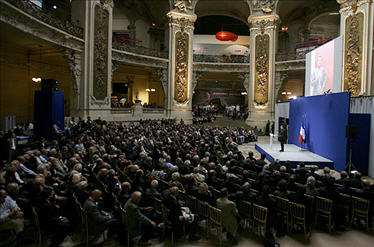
<box><xmin>113</xmin><ymin>0</ymin><xmax>339</xmax><ymax>29</ymax></box>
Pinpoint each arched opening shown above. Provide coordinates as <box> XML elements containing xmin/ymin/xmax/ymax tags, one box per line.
<box><xmin>193</xmin><ymin>72</ymin><xmax>248</xmax><ymax>115</ymax></box>
<box><xmin>111</xmin><ymin>64</ymin><xmax>164</xmax><ymax>109</ymax></box>
<box><xmin>0</xmin><ymin>23</ymin><xmax>71</xmax><ymax>129</ymax></box>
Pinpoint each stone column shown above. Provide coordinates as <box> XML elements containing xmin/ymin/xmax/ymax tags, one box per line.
<box><xmin>337</xmin><ymin>0</ymin><xmax>373</xmax><ymax>95</ymax></box>
<box><xmin>246</xmin><ymin>0</ymin><xmax>280</xmax><ymax>129</ymax></box>
<box><xmin>70</xmin><ymin>0</ymin><xmax>113</xmax><ymax>119</ymax></box>
<box><xmin>63</xmin><ymin>50</ymin><xmax>82</xmax><ymax>116</ymax></box>
<box><xmin>166</xmin><ymin>0</ymin><xmax>198</xmax><ymax>123</ymax></box>
<box><xmin>155</xmin><ymin>68</ymin><xmax>169</xmax><ymax>110</ymax></box>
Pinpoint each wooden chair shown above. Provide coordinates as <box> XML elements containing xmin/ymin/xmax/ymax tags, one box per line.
<box><xmin>275</xmin><ymin>196</ymin><xmax>290</xmax><ymax>232</ymax></box>
<box><xmin>197</xmin><ymin>199</ymin><xmax>209</xmax><ymax>236</ymax></box>
<box><xmin>208</xmin><ymin>205</ymin><xmax>223</xmax><ymax>246</ymax></box>
<box><xmin>304</xmin><ymin>194</ymin><xmax>315</xmax><ymax>228</ymax></box>
<box><xmin>236</xmin><ymin>200</ymin><xmax>252</xmax><ymax>230</ymax></box>
<box><xmin>351</xmin><ymin>196</ymin><xmax>370</xmax><ymax>231</ymax></box>
<box><xmin>117</xmin><ymin>205</ymin><xmax>131</xmax><ymax>247</ymax></box>
<box><xmin>153</xmin><ymin>198</ymin><xmax>163</xmax><ymax>219</ymax></box>
<box><xmin>252</xmin><ymin>204</ymin><xmax>268</xmax><ymax>237</ymax></box>
<box><xmin>72</xmin><ymin>195</ymin><xmax>88</xmax><ymax>246</ymax></box>
<box><xmin>32</xmin><ymin>207</ymin><xmax>42</xmax><ymax>247</ymax></box>
<box><xmin>290</xmin><ymin>202</ymin><xmax>309</xmax><ymax>239</ymax></box>
<box><xmin>161</xmin><ymin>204</ymin><xmax>174</xmax><ymax>244</ymax></box>
<box><xmin>339</xmin><ymin>193</ymin><xmax>351</xmax><ymax>224</ymax></box>
<box><xmin>315</xmin><ymin>196</ymin><xmax>333</xmax><ymax>232</ymax></box>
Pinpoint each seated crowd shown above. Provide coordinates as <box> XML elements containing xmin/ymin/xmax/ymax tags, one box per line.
<box><xmin>0</xmin><ymin>118</ymin><xmax>373</xmax><ymax>246</ymax></box>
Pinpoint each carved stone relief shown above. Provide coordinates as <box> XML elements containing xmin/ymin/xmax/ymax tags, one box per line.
<box><xmin>155</xmin><ymin>68</ymin><xmax>169</xmax><ymax>96</ymax></box>
<box><xmin>93</xmin><ymin>5</ymin><xmax>109</xmax><ymax>101</ymax></box>
<box><xmin>64</xmin><ymin>50</ymin><xmax>82</xmax><ymax>95</ymax></box>
<box><xmin>248</xmin><ymin>0</ymin><xmax>278</xmax><ymax>14</ymax></box>
<box><xmin>254</xmin><ymin>33</ymin><xmax>270</xmax><ymax>105</ymax></box>
<box><xmin>344</xmin><ymin>12</ymin><xmax>363</xmax><ymax>96</ymax></box>
<box><xmin>174</xmin><ymin>31</ymin><xmax>189</xmax><ymax>103</ymax></box>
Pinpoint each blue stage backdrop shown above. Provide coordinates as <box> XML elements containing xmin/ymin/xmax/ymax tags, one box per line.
<box><xmin>289</xmin><ymin>92</ymin><xmax>350</xmax><ymax>171</ymax></box>
<box><xmin>349</xmin><ymin>114</ymin><xmax>371</xmax><ymax>175</ymax></box>
<box><xmin>34</xmin><ymin>91</ymin><xmax>64</xmax><ymax>140</ymax></box>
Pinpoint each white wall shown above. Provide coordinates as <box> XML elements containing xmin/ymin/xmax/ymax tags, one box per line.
<box><xmin>112</xmin><ymin>9</ymin><xmax>130</xmax><ymax>31</ymax></box>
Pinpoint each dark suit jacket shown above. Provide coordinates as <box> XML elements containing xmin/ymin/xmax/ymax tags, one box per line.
<box><xmin>279</xmin><ymin>128</ymin><xmax>287</xmax><ymax>142</ymax></box>
<box><xmin>83</xmin><ymin>197</ymin><xmax>110</xmax><ymax>235</ymax></box>
<box><xmin>163</xmin><ymin>194</ymin><xmax>182</xmax><ymax>226</ymax></box>
<box><xmin>124</xmin><ymin>199</ymin><xmax>152</xmax><ymax>237</ymax></box>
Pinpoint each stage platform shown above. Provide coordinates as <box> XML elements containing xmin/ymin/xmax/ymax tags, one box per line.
<box><xmin>255</xmin><ymin>144</ymin><xmax>334</xmax><ymax>169</ymax></box>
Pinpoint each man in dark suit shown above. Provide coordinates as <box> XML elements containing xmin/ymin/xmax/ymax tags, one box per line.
<box><xmin>279</xmin><ymin>125</ymin><xmax>287</xmax><ymax>152</ymax></box>
<box><xmin>124</xmin><ymin>191</ymin><xmax>156</xmax><ymax>242</ymax></box>
<box><xmin>37</xmin><ymin>188</ymin><xmax>71</xmax><ymax>247</ymax></box>
<box><xmin>83</xmin><ymin>189</ymin><xmax>120</xmax><ymax>240</ymax></box>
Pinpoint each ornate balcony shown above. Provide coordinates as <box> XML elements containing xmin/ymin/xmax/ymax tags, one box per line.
<box><xmin>193</xmin><ymin>54</ymin><xmax>250</xmax><ymax>63</ymax></box>
<box><xmin>112</xmin><ymin>40</ymin><xmax>168</xmax><ymax>59</ymax></box>
<box><xmin>4</xmin><ymin>0</ymin><xmax>83</xmax><ymax>39</ymax></box>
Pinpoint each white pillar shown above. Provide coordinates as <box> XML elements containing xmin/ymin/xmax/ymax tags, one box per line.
<box><xmin>337</xmin><ymin>0</ymin><xmax>374</xmax><ymax>95</ymax></box>
<box><xmin>166</xmin><ymin>1</ymin><xmax>197</xmax><ymax>123</ymax></box>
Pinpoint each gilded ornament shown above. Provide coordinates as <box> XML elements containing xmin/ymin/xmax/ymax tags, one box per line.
<box><xmin>174</xmin><ymin>31</ymin><xmax>189</xmax><ymax>103</ymax></box>
<box><xmin>343</xmin><ymin>12</ymin><xmax>363</xmax><ymax>96</ymax></box>
<box><xmin>254</xmin><ymin>33</ymin><xmax>269</xmax><ymax>105</ymax></box>
<box><xmin>93</xmin><ymin>5</ymin><xmax>109</xmax><ymax>101</ymax></box>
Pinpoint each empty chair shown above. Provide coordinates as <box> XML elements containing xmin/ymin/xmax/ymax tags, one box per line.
<box><xmin>339</xmin><ymin>193</ymin><xmax>351</xmax><ymax>224</ymax></box>
<box><xmin>351</xmin><ymin>196</ymin><xmax>370</xmax><ymax>231</ymax></box>
<box><xmin>275</xmin><ymin>196</ymin><xmax>290</xmax><ymax>233</ymax></box>
<box><xmin>208</xmin><ymin>205</ymin><xmax>223</xmax><ymax>246</ymax></box>
<box><xmin>290</xmin><ymin>202</ymin><xmax>309</xmax><ymax>239</ymax></box>
<box><xmin>252</xmin><ymin>204</ymin><xmax>268</xmax><ymax>237</ymax></box>
<box><xmin>197</xmin><ymin>199</ymin><xmax>209</xmax><ymax>236</ymax></box>
<box><xmin>315</xmin><ymin>196</ymin><xmax>333</xmax><ymax>232</ymax></box>
<box><xmin>236</xmin><ymin>200</ymin><xmax>252</xmax><ymax>229</ymax></box>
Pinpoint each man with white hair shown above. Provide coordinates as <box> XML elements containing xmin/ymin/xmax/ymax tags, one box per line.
<box><xmin>125</xmin><ymin>191</ymin><xmax>156</xmax><ymax>243</ymax></box>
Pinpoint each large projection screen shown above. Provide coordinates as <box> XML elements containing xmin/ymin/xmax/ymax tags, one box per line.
<box><xmin>305</xmin><ymin>36</ymin><xmax>343</xmax><ymax>96</ymax></box>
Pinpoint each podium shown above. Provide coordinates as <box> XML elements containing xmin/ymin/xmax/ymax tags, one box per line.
<box><xmin>270</xmin><ymin>133</ymin><xmax>278</xmax><ymax>150</ymax></box>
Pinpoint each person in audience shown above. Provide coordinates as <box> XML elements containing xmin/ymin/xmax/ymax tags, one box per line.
<box><xmin>216</xmin><ymin>188</ymin><xmax>239</xmax><ymax>244</ymax></box>
<box><xmin>84</xmin><ymin>189</ymin><xmax>121</xmax><ymax>241</ymax></box>
<box><xmin>36</xmin><ymin>188</ymin><xmax>71</xmax><ymax>247</ymax></box>
<box><xmin>0</xmin><ymin>189</ymin><xmax>24</xmax><ymax>234</ymax></box>
<box><xmin>305</xmin><ymin>176</ymin><xmax>319</xmax><ymax>196</ymax></box>
<box><xmin>124</xmin><ymin>191</ymin><xmax>156</xmax><ymax>243</ymax></box>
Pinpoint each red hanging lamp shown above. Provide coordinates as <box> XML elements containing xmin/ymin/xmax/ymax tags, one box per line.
<box><xmin>216</xmin><ymin>31</ymin><xmax>238</xmax><ymax>41</ymax></box>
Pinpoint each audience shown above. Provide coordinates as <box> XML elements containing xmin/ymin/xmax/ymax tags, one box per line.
<box><xmin>0</xmin><ymin>117</ymin><xmax>372</xmax><ymax>246</ymax></box>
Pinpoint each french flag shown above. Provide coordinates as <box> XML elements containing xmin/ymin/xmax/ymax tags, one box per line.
<box><xmin>298</xmin><ymin>120</ymin><xmax>306</xmax><ymax>144</ymax></box>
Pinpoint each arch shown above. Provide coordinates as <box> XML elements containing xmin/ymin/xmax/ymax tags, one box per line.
<box><xmin>307</xmin><ymin>12</ymin><xmax>340</xmax><ymax>30</ymax></box>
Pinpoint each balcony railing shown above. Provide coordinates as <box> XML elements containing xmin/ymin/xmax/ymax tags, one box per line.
<box><xmin>193</xmin><ymin>54</ymin><xmax>250</xmax><ymax>63</ymax></box>
<box><xmin>276</xmin><ymin>53</ymin><xmax>300</xmax><ymax>61</ymax></box>
<box><xmin>5</xmin><ymin>0</ymin><xmax>83</xmax><ymax>39</ymax></box>
<box><xmin>112</xmin><ymin>40</ymin><xmax>168</xmax><ymax>59</ymax></box>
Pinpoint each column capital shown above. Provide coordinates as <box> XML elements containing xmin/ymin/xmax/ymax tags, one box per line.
<box><xmin>248</xmin><ymin>14</ymin><xmax>280</xmax><ymax>31</ymax></box>
<box><xmin>99</xmin><ymin>0</ymin><xmax>114</xmax><ymax>8</ymax></box>
<box><xmin>167</xmin><ymin>11</ymin><xmax>197</xmax><ymax>31</ymax></box>
<box><xmin>247</xmin><ymin>0</ymin><xmax>279</xmax><ymax>15</ymax></box>
<box><xmin>337</xmin><ymin>0</ymin><xmax>372</xmax><ymax>12</ymax></box>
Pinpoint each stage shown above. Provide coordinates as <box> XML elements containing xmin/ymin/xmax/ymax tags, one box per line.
<box><xmin>255</xmin><ymin>144</ymin><xmax>334</xmax><ymax>169</ymax></box>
